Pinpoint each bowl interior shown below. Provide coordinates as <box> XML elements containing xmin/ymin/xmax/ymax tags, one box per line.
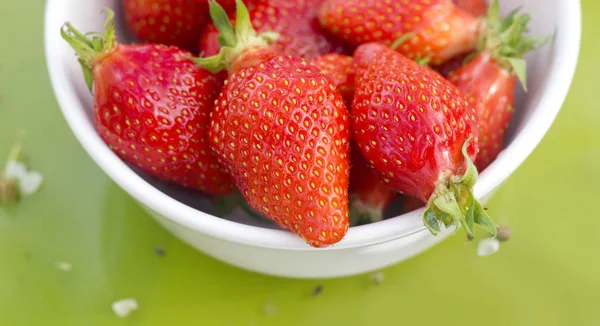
<box><xmin>45</xmin><ymin>0</ymin><xmax>578</xmax><ymax>248</ymax></box>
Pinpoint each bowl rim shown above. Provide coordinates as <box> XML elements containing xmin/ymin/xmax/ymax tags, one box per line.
<box><xmin>44</xmin><ymin>0</ymin><xmax>582</xmax><ymax>251</ymax></box>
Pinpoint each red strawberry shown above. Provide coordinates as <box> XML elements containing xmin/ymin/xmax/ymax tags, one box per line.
<box><xmin>309</xmin><ymin>54</ymin><xmax>393</xmax><ymax>226</ymax></box>
<box><xmin>193</xmin><ymin>0</ymin><xmax>351</xmax><ymax>247</ymax></box>
<box><xmin>349</xmin><ymin>146</ymin><xmax>397</xmax><ymax>225</ymax></box>
<box><xmin>454</xmin><ymin>0</ymin><xmax>488</xmax><ymax>17</ymax></box>
<box><xmin>310</xmin><ymin>53</ymin><xmax>355</xmax><ymax>106</ymax></box>
<box><xmin>123</xmin><ymin>0</ymin><xmax>209</xmax><ymax>52</ymax></box>
<box><xmin>199</xmin><ymin>0</ymin><xmax>353</xmax><ymax>59</ymax></box>
<box><xmin>61</xmin><ymin>10</ymin><xmax>234</xmax><ymax>195</ymax></box>
<box><xmin>351</xmin><ymin>42</ymin><xmax>497</xmax><ymax>240</ymax></box>
<box><xmin>318</xmin><ymin>0</ymin><xmax>482</xmax><ymax>65</ymax></box>
<box><xmin>448</xmin><ymin>0</ymin><xmax>549</xmax><ymax>170</ymax></box>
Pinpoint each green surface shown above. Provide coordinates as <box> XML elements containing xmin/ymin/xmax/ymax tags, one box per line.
<box><xmin>0</xmin><ymin>1</ymin><xmax>598</xmax><ymax>325</ymax></box>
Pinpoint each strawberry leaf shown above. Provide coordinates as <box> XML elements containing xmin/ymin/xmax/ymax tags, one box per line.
<box><xmin>61</xmin><ymin>8</ymin><xmax>117</xmax><ymax>92</ymax></box>
<box><xmin>507</xmin><ymin>57</ymin><xmax>527</xmax><ymax>91</ymax></box>
<box><xmin>193</xmin><ymin>0</ymin><xmax>278</xmax><ymax>72</ymax></box>
<box><xmin>478</xmin><ymin>0</ymin><xmax>551</xmax><ymax>87</ymax></box>
<box><xmin>234</xmin><ymin>0</ymin><xmax>255</xmax><ymax>42</ymax></box>
<box><xmin>423</xmin><ymin>206</ymin><xmax>441</xmax><ymax>235</ymax></box>
<box><xmin>209</xmin><ymin>0</ymin><xmax>237</xmax><ymax>48</ymax></box>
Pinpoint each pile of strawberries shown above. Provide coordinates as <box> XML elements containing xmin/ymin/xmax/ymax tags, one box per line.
<box><xmin>61</xmin><ymin>0</ymin><xmax>547</xmax><ymax>248</ymax></box>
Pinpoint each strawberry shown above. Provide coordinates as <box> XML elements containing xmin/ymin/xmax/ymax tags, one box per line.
<box><xmin>349</xmin><ymin>146</ymin><xmax>398</xmax><ymax>225</ymax></box>
<box><xmin>317</xmin><ymin>0</ymin><xmax>482</xmax><ymax>65</ymax></box>
<box><xmin>448</xmin><ymin>0</ymin><xmax>549</xmax><ymax>170</ymax></box>
<box><xmin>351</xmin><ymin>42</ymin><xmax>497</xmax><ymax>240</ymax></box>
<box><xmin>193</xmin><ymin>0</ymin><xmax>351</xmax><ymax>247</ymax></box>
<box><xmin>199</xmin><ymin>0</ymin><xmax>353</xmax><ymax>59</ymax></box>
<box><xmin>309</xmin><ymin>54</ymin><xmax>393</xmax><ymax>226</ymax></box>
<box><xmin>453</xmin><ymin>0</ymin><xmax>488</xmax><ymax>17</ymax></box>
<box><xmin>123</xmin><ymin>0</ymin><xmax>210</xmax><ymax>52</ymax></box>
<box><xmin>61</xmin><ymin>10</ymin><xmax>234</xmax><ymax>195</ymax></box>
<box><xmin>309</xmin><ymin>53</ymin><xmax>355</xmax><ymax>106</ymax></box>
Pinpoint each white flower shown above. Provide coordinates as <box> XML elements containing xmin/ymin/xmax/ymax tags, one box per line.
<box><xmin>477</xmin><ymin>238</ymin><xmax>500</xmax><ymax>257</ymax></box>
<box><xmin>5</xmin><ymin>161</ymin><xmax>27</xmax><ymax>179</ymax></box>
<box><xmin>112</xmin><ymin>298</ymin><xmax>138</xmax><ymax>318</ymax></box>
<box><xmin>19</xmin><ymin>171</ymin><xmax>43</xmax><ymax>196</ymax></box>
<box><xmin>1</xmin><ymin>143</ymin><xmax>43</xmax><ymax>201</ymax></box>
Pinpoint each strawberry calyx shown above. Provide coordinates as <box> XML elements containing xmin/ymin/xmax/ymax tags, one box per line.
<box><xmin>475</xmin><ymin>0</ymin><xmax>551</xmax><ymax>90</ymax></box>
<box><xmin>422</xmin><ymin>140</ymin><xmax>498</xmax><ymax>241</ymax></box>
<box><xmin>60</xmin><ymin>9</ymin><xmax>117</xmax><ymax>91</ymax></box>
<box><xmin>191</xmin><ymin>0</ymin><xmax>278</xmax><ymax>72</ymax></box>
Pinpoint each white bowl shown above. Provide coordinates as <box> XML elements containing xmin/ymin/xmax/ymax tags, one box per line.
<box><xmin>44</xmin><ymin>0</ymin><xmax>581</xmax><ymax>278</ymax></box>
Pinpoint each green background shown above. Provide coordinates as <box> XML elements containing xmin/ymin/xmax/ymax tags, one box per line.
<box><xmin>0</xmin><ymin>1</ymin><xmax>597</xmax><ymax>325</ymax></box>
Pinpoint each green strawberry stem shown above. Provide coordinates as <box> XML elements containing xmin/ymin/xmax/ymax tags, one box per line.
<box><xmin>60</xmin><ymin>8</ymin><xmax>117</xmax><ymax>91</ymax></box>
<box><xmin>0</xmin><ymin>142</ymin><xmax>22</xmax><ymax>205</ymax></box>
<box><xmin>190</xmin><ymin>0</ymin><xmax>278</xmax><ymax>72</ymax></box>
<box><xmin>477</xmin><ymin>0</ymin><xmax>551</xmax><ymax>90</ymax></box>
<box><xmin>422</xmin><ymin>140</ymin><xmax>498</xmax><ymax>241</ymax></box>
<box><xmin>0</xmin><ymin>175</ymin><xmax>19</xmax><ymax>205</ymax></box>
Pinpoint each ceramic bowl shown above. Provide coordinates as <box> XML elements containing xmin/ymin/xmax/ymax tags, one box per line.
<box><xmin>44</xmin><ymin>0</ymin><xmax>581</xmax><ymax>278</ymax></box>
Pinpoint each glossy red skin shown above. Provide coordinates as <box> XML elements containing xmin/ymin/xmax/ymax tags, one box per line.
<box><xmin>318</xmin><ymin>0</ymin><xmax>481</xmax><ymax>65</ymax></box>
<box><xmin>448</xmin><ymin>51</ymin><xmax>516</xmax><ymax>170</ymax></box>
<box><xmin>349</xmin><ymin>146</ymin><xmax>397</xmax><ymax>214</ymax></box>
<box><xmin>351</xmin><ymin>43</ymin><xmax>479</xmax><ymax>202</ymax></box>
<box><xmin>209</xmin><ymin>48</ymin><xmax>351</xmax><ymax>247</ymax></box>
<box><xmin>199</xmin><ymin>0</ymin><xmax>353</xmax><ymax>59</ymax></box>
<box><xmin>123</xmin><ymin>0</ymin><xmax>209</xmax><ymax>53</ymax></box>
<box><xmin>453</xmin><ymin>0</ymin><xmax>488</xmax><ymax>17</ymax></box>
<box><xmin>196</xmin><ymin>0</ymin><xmax>256</xmax><ymax>13</ymax></box>
<box><xmin>309</xmin><ymin>55</ymin><xmax>394</xmax><ymax>216</ymax></box>
<box><xmin>93</xmin><ymin>44</ymin><xmax>234</xmax><ymax>195</ymax></box>
<box><xmin>310</xmin><ymin>53</ymin><xmax>355</xmax><ymax>106</ymax></box>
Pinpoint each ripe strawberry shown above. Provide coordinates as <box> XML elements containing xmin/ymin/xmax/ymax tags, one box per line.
<box><xmin>61</xmin><ymin>10</ymin><xmax>234</xmax><ymax>195</ymax></box>
<box><xmin>448</xmin><ymin>0</ymin><xmax>549</xmax><ymax>170</ymax></box>
<box><xmin>453</xmin><ymin>0</ymin><xmax>488</xmax><ymax>17</ymax></box>
<box><xmin>309</xmin><ymin>53</ymin><xmax>355</xmax><ymax>106</ymax></box>
<box><xmin>193</xmin><ymin>0</ymin><xmax>351</xmax><ymax>247</ymax></box>
<box><xmin>318</xmin><ymin>0</ymin><xmax>482</xmax><ymax>65</ymax></box>
<box><xmin>123</xmin><ymin>0</ymin><xmax>210</xmax><ymax>52</ymax></box>
<box><xmin>199</xmin><ymin>0</ymin><xmax>353</xmax><ymax>59</ymax></box>
<box><xmin>351</xmin><ymin>42</ymin><xmax>497</xmax><ymax>240</ymax></box>
<box><xmin>309</xmin><ymin>54</ymin><xmax>392</xmax><ymax>226</ymax></box>
<box><xmin>349</xmin><ymin>146</ymin><xmax>397</xmax><ymax>225</ymax></box>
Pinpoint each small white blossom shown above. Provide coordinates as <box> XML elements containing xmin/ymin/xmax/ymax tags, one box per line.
<box><xmin>55</xmin><ymin>261</ymin><xmax>72</xmax><ymax>272</ymax></box>
<box><xmin>19</xmin><ymin>171</ymin><xmax>43</xmax><ymax>196</ymax></box>
<box><xmin>477</xmin><ymin>238</ymin><xmax>500</xmax><ymax>257</ymax></box>
<box><xmin>5</xmin><ymin>161</ymin><xmax>27</xmax><ymax>179</ymax></box>
<box><xmin>112</xmin><ymin>298</ymin><xmax>138</xmax><ymax>318</ymax></box>
<box><xmin>1</xmin><ymin>144</ymin><xmax>43</xmax><ymax>202</ymax></box>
